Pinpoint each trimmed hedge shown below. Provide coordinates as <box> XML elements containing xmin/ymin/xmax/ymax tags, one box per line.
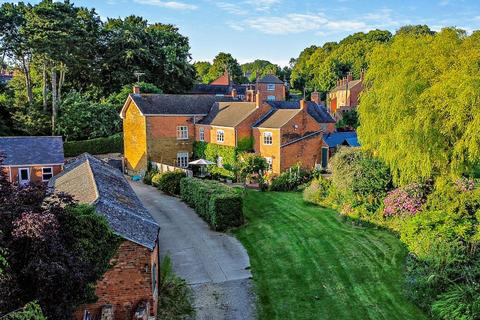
<box><xmin>64</xmin><ymin>133</ymin><xmax>123</xmax><ymax>157</ymax></box>
<box><xmin>154</xmin><ymin>170</ymin><xmax>186</xmax><ymax>195</ymax></box>
<box><xmin>180</xmin><ymin>177</ymin><xmax>244</xmax><ymax>231</ymax></box>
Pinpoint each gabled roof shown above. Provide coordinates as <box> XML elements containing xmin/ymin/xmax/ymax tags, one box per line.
<box><xmin>253</xmin><ymin>101</ymin><xmax>335</xmax><ymax>128</ymax></box>
<box><xmin>323</xmin><ymin>131</ymin><xmax>360</xmax><ymax>148</ymax></box>
<box><xmin>0</xmin><ymin>136</ymin><xmax>64</xmax><ymax>166</ymax></box>
<box><xmin>49</xmin><ymin>153</ymin><xmax>159</xmax><ymax>250</ymax></box>
<box><xmin>331</xmin><ymin>79</ymin><xmax>362</xmax><ymax>92</ymax></box>
<box><xmin>189</xmin><ymin>84</ymin><xmax>247</xmax><ymax>96</ymax></box>
<box><xmin>258</xmin><ymin>74</ymin><xmax>284</xmax><ymax>84</ymax></box>
<box><xmin>121</xmin><ymin>94</ymin><xmax>232</xmax><ymax>118</ymax></box>
<box><xmin>199</xmin><ymin>102</ymin><xmax>258</xmax><ymax>127</ymax></box>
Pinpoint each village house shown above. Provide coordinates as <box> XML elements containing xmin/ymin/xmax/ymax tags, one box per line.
<box><xmin>120</xmin><ymin>90</ymin><xmax>231</xmax><ymax>174</ymax></box>
<box><xmin>0</xmin><ymin>136</ymin><xmax>64</xmax><ymax>185</ymax></box>
<box><xmin>49</xmin><ymin>153</ymin><xmax>160</xmax><ymax>320</ymax></box>
<box><xmin>252</xmin><ymin>100</ymin><xmax>336</xmax><ymax>174</ymax></box>
<box><xmin>328</xmin><ymin>72</ymin><xmax>364</xmax><ymax>120</ymax></box>
<box><xmin>190</xmin><ymin>70</ymin><xmax>248</xmax><ymax>100</ymax></box>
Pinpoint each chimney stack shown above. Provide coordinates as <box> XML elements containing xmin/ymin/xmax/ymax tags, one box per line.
<box><xmin>311</xmin><ymin>91</ymin><xmax>322</xmax><ymax>105</ymax></box>
<box><xmin>347</xmin><ymin>72</ymin><xmax>353</xmax><ymax>82</ymax></box>
<box><xmin>360</xmin><ymin>69</ymin><xmax>365</xmax><ymax>81</ymax></box>
<box><xmin>133</xmin><ymin>85</ymin><xmax>140</xmax><ymax>94</ymax></box>
<box><xmin>231</xmin><ymin>88</ymin><xmax>237</xmax><ymax>99</ymax></box>
<box><xmin>300</xmin><ymin>99</ymin><xmax>306</xmax><ymax>111</ymax></box>
<box><xmin>256</xmin><ymin>91</ymin><xmax>261</xmax><ymax>108</ymax></box>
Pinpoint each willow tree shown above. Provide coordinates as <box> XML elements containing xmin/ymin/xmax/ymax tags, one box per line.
<box><xmin>358</xmin><ymin>28</ymin><xmax>480</xmax><ymax>185</ymax></box>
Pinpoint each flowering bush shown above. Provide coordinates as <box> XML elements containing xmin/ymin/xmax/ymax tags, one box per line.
<box><xmin>455</xmin><ymin>177</ymin><xmax>476</xmax><ymax>192</ymax></box>
<box><xmin>383</xmin><ymin>183</ymin><xmax>429</xmax><ymax>217</ymax></box>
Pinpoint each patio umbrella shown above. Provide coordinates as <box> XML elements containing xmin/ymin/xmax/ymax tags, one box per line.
<box><xmin>188</xmin><ymin>159</ymin><xmax>215</xmax><ymax>165</ymax></box>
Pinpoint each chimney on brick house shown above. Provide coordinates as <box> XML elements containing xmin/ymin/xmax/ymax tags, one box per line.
<box><xmin>256</xmin><ymin>91</ymin><xmax>261</xmax><ymax>108</ymax></box>
<box><xmin>300</xmin><ymin>99</ymin><xmax>306</xmax><ymax>111</ymax></box>
<box><xmin>311</xmin><ymin>90</ymin><xmax>322</xmax><ymax>105</ymax></box>
<box><xmin>231</xmin><ymin>88</ymin><xmax>237</xmax><ymax>99</ymax></box>
<box><xmin>360</xmin><ymin>69</ymin><xmax>365</xmax><ymax>81</ymax></box>
<box><xmin>346</xmin><ymin>72</ymin><xmax>353</xmax><ymax>82</ymax></box>
<box><xmin>133</xmin><ymin>85</ymin><xmax>140</xmax><ymax>94</ymax></box>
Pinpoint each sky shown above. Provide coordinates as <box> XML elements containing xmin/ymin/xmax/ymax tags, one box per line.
<box><xmin>4</xmin><ymin>0</ymin><xmax>480</xmax><ymax>66</ymax></box>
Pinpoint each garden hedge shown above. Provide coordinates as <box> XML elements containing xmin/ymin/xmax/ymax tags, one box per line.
<box><xmin>154</xmin><ymin>171</ymin><xmax>186</xmax><ymax>195</ymax></box>
<box><xmin>180</xmin><ymin>177</ymin><xmax>244</xmax><ymax>231</ymax></box>
<box><xmin>64</xmin><ymin>133</ymin><xmax>123</xmax><ymax>157</ymax></box>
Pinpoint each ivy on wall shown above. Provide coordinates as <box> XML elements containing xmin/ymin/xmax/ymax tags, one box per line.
<box><xmin>193</xmin><ymin>141</ymin><xmax>238</xmax><ymax>179</ymax></box>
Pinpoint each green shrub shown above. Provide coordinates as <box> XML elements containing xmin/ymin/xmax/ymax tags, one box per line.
<box><xmin>180</xmin><ymin>178</ymin><xmax>244</xmax><ymax>231</ymax></box>
<box><xmin>3</xmin><ymin>301</ymin><xmax>46</xmax><ymax>320</ymax></box>
<box><xmin>270</xmin><ymin>164</ymin><xmax>311</xmax><ymax>191</ymax></box>
<box><xmin>151</xmin><ymin>172</ymin><xmax>162</xmax><ymax>187</ymax></box>
<box><xmin>156</xmin><ymin>171</ymin><xmax>187</xmax><ymax>196</ymax></box>
<box><xmin>303</xmin><ymin>177</ymin><xmax>332</xmax><ymax>206</ymax></box>
<box><xmin>432</xmin><ymin>284</ymin><xmax>480</xmax><ymax>320</ymax></box>
<box><xmin>143</xmin><ymin>161</ymin><xmax>157</xmax><ymax>185</ymax></box>
<box><xmin>64</xmin><ymin>133</ymin><xmax>123</xmax><ymax>157</ymax></box>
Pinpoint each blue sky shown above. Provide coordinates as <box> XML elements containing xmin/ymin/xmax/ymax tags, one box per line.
<box><xmin>5</xmin><ymin>0</ymin><xmax>480</xmax><ymax>66</ymax></box>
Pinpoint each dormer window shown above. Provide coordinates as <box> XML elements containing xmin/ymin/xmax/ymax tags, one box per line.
<box><xmin>267</xmin><ymin>84</ymin><xmax>275</xmax><ymax>91</ymax></box>
<box><xmin>263</xmin><ymin>132</ymin><xmax>273</xmax><ymax>145</ymax></box>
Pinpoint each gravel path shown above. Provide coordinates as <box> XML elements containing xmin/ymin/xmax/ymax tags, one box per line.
<box><xmin>130</xmin><ymin>181</ymin><xmax>256</xmax><ymax>320</ymax></box>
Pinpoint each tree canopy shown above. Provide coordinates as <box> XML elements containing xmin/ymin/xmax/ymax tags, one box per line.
<box><xmin>358</xmin><ymin>28</ymin><xmax>480</xmax><ymax>185</ymax></box>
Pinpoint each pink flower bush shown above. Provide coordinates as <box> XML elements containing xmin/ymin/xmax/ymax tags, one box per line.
<box><xmin>455</xmin><ymin>177</ymin><xmax>476</xmax><ymax>192</ymax></box>
<box><xmin>384</xmin><ymin>183</ymin><xmax>428</xmax><ymax>217</ymax></box>
<box><xmin>12</xmin><ymin>211</ymin><xmax>59</xmax><ymax>240</ymax></box>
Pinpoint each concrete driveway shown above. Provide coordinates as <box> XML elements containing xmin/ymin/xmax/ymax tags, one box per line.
<box><xmin>130</xmin><ymin>181</ymin><xmax>256</xmax><ymax>320</ymax></box>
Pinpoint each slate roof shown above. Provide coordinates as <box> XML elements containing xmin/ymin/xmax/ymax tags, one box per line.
<box><xmin>190</xmin><ymin>84</ymin><xmax>247</xmax><ymax>96</ymax></box>
<box><xmin>253</xmin><ymin>101</ymin><xmax>335</xmax><ymax>128</ymax></box>
<box><xmin>323</xmin><ymin>131</ymin><xmax>360</xmax><ymax>148</ymax></box>
<box><xmin>49</xmin><ymin>153</ymin><xmax>159</xmax><ymax>250</ymax></box>
<box><xmin>331</xmin><ymin>79</ymin><xmax>362</xmax><ymax>92</ymax></box>
<box><xmin>254</xmin><ymin>108</ymin><xmax>301</xmax><ymax>128</ymax></box>
<box><xmin>199</xmin><ymin>102</ymin><xmax>257</xmax><ymax>127</ymax></box>
<box><xmin>257</xmin><ymin>74</ymin><xmax>284</xmax><ymax>84</ymax></box>
<box><xmin>0</xmin><ymin>136</ymin><xmax>64</xmax><ymax>166</ymax></box>
<box><xmin>127</xmin><ymin>94</ymin><xmax>233</xmax><ymax>116</ymax></box>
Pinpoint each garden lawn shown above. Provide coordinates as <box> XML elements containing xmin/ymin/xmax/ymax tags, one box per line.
<box><xmin>234</xmin><ymin>191</ymin><xmax>427</xmax><ymax>320</ymax></box>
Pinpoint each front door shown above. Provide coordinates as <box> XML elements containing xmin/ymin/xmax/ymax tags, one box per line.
<box><xmin>18</xmin><ymin>168</ymin><xmax>30</xmax><ymax>185</ymax></box>
<box><xmin>321</xmin><ymin>148</ymin><xmax>329</xmax><ymax>169</ymax></box>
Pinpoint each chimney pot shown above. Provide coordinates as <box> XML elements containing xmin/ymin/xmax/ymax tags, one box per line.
<box><xmin>133</xmin><ymin>86</ymin><xmax>140</xmax><ymax>94</ymax></box>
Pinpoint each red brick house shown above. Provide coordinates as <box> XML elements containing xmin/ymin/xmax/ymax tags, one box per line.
<box><xmin>49</xmin><ymin>153</ymin><xmax>160</xmax><ymax>320</ymax></box>
<box><xmin>328</xmin><ymin>72</ymin><xmax>364</xmax><ymax>120</ymax></box>
<box><xmin>190</xmin><ymin>71</ymin><xmax>248</xmax><ymax>100</ymax></box>
<box><xmin>0</xmin><ymin>136</ymin><xmax>64</xmax><ymax>185</ymax></box>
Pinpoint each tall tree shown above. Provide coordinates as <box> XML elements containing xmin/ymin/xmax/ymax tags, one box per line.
<box><xmin>193</xmin><ymin>61</ymin><xmax>211</xmax><ymax>84</ymax></box>
<box><xmin>241</xmin><ymin>60</ymin><xmax>281</xmax><ymax>82</ymax></box>
<box><xmin>358</xmin><ymin>28</ymin><xmax>480</xmax><ymax>184</ymax></box>
<box><xmin>205</xmin><ymin>52</ymin><xmax>244</xmax><ymax>83</ymax></box>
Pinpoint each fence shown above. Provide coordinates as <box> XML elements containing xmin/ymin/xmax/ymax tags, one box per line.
<box><xmin>152</xmin><ymin>162</ymin><xmax>193</xmax><ymax>177</ymax></box>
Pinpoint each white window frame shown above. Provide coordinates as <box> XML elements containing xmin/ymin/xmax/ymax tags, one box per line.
<box><xmin>267</xmin><ymin>83</ymin><xmax>275</xmax><ymax>91</ymax></box>
<box><xmin>199</xmin><ymin>127</ymin><xmax>205</xmax><ymax>142</ymax></box>
<box><xmin>177</xmin><ymin>126</ymin><xmax>189</xmax><ymax>140</ymax></box>
<box><xmin>263</xmin><ymin>132</ymin><xmax>273</xmax><ymax>145</ymax></box>
<box><xmin>41</xmin><ymin>167</ymin><xmax>53</xmax><ymax>182</ymax></box>
<box><xmin>177</xmin><ymin>152</ymin><xmax>189</xmax><ymax>168</ymax></box>
<box><xmin>216</xmin><ymin>130</ymin><xmax>225</xmax><ymax>143</ymax></box>
<box><xmin>267</xmin><ymin>95</ymin><xmax>276</xmax><ymax>101</ymax></box>
<box><xmin>265</xmin><ymin>157</ymin><xmax>273</xmax><ymax>171</ymax></box>
<box><xmin>18</xmin><ymin>167</ymin><xmax>30</xmax><ymax>184</ymax></box>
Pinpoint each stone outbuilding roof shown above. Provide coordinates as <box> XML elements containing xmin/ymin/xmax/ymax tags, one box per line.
<box><xmin>257</xmin><ymin>74</ymin><xmax>284</xmax><ymax>84</ymax></box>
<box><xmin>49</xmin><ymin>153</ymin><xmax>159</xmax><ymax>250</ymax></box>
<box><xmin>199</xmin><ymin>102</ymin><xmax>258</xmax><ymax>127</ymax></box>
<box><xmin>120</xmin><ymin>94</ymin><xmax>232</xmax><ymax>118</ymax></box>
<box><xmin>0</xmin><ymin>136</ymin><xmax>64</xmax><ymax>166</ymax></box>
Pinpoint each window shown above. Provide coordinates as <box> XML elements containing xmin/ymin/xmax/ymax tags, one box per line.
<box><xmin>267</xmin><ymin>83</ymin><xmax>275</xmax><ymax>91</ymax></box>
<box><xmin>42</xmin><ymin>167</ymin><xmax>53</xmax><ymax>182</ymax></box>
<box><xmin>216</xmin><ymin>130</ymin><xmax>224</xmax><ymax>143</ymax></box>
<box><xmin>177</xmin><ymin>126</ymin><xmax>188</xmax><ymax>140</ymax></box>
<box><xmin>199</xmin><ymin>128</ymin><xmax>205</xmax><ymax>141</ymax></box>
<box><xmin>265</xmin><ymin>157</ymin><xmax>273</xmax><ymax>171</ymax></box>
<box><xmin>263</xmin><ymin>132</ymin><xmax>273</xmax><ymax>145</ymax></box>
<box><xmin>151</xmin><ymin>263</ymin><xmax>157</xmax><ymax>295</ymax></box>
<box><xmin>177</xmin><ymin>152</ymin><xmax>189</xmax><ymax>168</ymax></box>
<box><xmin>267</xmin><ymin>95</ymin><xmax>276</xmax><ymax>101</ymax></box>
<box><xmin>19</xmin><ymin>168</ymin><xmax>30</xmax><ymax>184</ymax></box>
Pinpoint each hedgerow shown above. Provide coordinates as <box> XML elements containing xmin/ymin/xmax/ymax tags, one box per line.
<box><xmin>64</xmin><ymin>133</ymin><xmax>123</xmax><ymax>157</ymax></box>
<box><xmin>180</xmin><ymin>178</ymin><xmax>244</xmax><ymax>231</ymax></box>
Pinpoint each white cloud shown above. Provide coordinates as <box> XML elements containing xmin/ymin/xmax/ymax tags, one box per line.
<box><xmin>244</xmin><ymin>0</ymin><xmax>281</xmax><ymax>12</ymax></box>
<box><xmin>226</xmin><ymin>21</ymin><xmax>245</xmax><ymax>31</ymax></box>
<box><xmin>216</xmin><ymin>2</ymin><xmax>246</xmax><ymax>15</ymax></box>
<box><xmin>133</xmin><ymin>0</ymin><xmax>197</xmax><ymax>10</ymax></box>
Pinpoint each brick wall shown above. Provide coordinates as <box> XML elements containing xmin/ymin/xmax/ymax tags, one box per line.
<box><xmin>195</xmin><ymin>125</ymin><xmax>211</xmax><ymax>143</ymax></box>
<box><xmin>280</xmin><ymin>134</ymin><xmax>323</xmax><ymax>172</ymax></box>
<box><xmin>6</xmin><ymin>165</ymin><xmax>62</xmax><ymax>184</ymax></box>
<box><xmin>75</xmin><ymin>240</ymin><xmax>159</xmax><ymax>320</ymax></box>
<box><xmin>257</xmin><ymin>83</ymin><xmax>285</xmax><ymax>102</ymax></box>
<box><xmin>280</xmin><ymin>110</ymin><xmax>322</xmax><ymax>146</ymax></box>
<box><xmin>123</xmin><ymin>101</ymin><xmax>148</xmax><ymax>173</ymax></box>
<box><xmin>209</xmin><ymin>126</ymin><xmax>236</xmax><ymax>147</ymax></box>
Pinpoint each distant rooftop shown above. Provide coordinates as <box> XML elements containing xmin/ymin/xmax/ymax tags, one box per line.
<box><xmin>257</xmin><ymin>74</ymin><xmax>284</xmax><ymax>84</ymax></box>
